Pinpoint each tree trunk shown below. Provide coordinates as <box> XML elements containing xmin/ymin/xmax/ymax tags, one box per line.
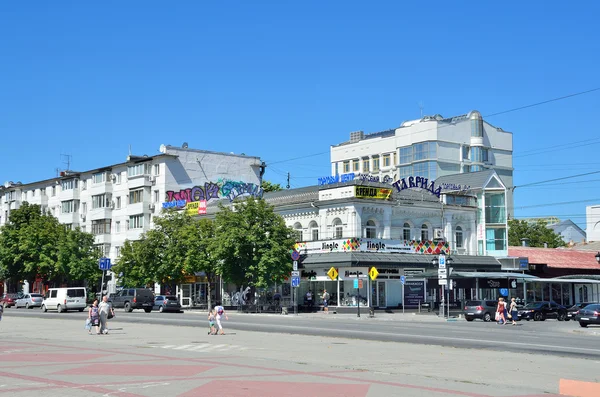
<box><xmin>207</xmin><ymin>276</ymin><xmax>212</xmax><ymax>312</ymax></box>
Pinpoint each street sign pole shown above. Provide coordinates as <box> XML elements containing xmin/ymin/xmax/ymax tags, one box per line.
<box><xmin>402</xmin><ymin>283</ymin><xmax>405</xmax><ymax>314</ymax></box>
<box><xmin>357</xmin><ymin>283</ymin><xmax>360</xmax><ymax>318</ymax></box>
<box><xmin>101</xmin><ymin>269</ymin><xmax>106</xmax><ymax>296</ymax></box>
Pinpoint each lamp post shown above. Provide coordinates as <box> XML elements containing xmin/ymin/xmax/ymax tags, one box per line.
<box><xmin>432</xmin><ymin>253</ymin><xmax>453</xmax><ymax>319</ymax></box>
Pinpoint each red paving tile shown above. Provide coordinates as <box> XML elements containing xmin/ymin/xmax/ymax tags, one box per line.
<box><xmin>178</xmin><ymin>380</ymin><xmax>371</xmax><ymax>397</ymax></box>
<box><xmin>0</xmin><ymin>353</ymin><xmax>106</xmax><ymax>362</ymax></box>
<box><xmin>54</xmin><ymin>363</ymin><xmax>213</xmax><ymax>376</ymax></box>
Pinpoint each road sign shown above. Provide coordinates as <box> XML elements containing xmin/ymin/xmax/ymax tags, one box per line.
<box><xmin>99</xmin><ymin>257</ymin><xmax>112</xmax><ymax>271</ymax></box>
<box><xmin>291</xmin><ymin>271</ymin><xmax>300</xmax><ymax>277</ymax></box>
<box><xmin>327</xmin><ymin>267</ymin><xmax>338</xmax><ymax>281</ymax></box>
<box><xmin>368</xmin><ymin>267</ymin><xmax>379</xmax><ymax>281</ymax></box>
<box><xmin>291</xmin><ymin>250</ymin><xmax>300</xmax><ymax>261</ymax></box>
<box><xmin>400</xmin><ymin>275</ymin><xmax>406</xmax><ymax>285</ymax></box>
<box><xmin>439</xmin><ymin>278</ymin><xmax>448</xmax><ymax>286</ymax></box>
<box><xmin>291</xmin><ymin>276</ymin><xmax>300</xmax><ymax>287</ymax></box>
<box><xmin>353</xmin><ymin>279</ymin><xmax>359</xmax><ymax>288</ymax></box>
<box><xmin>293</xmin><ymin>261</ymin><xmax>298</xmax><ymax>271</ymax></box>
<box><xmin>438</xmin><ymin>254</ymin><xmax>446</xmax><ymax>269</ymax></box>
<box><xmin>438</xmin><ymin>268</ymin><xmax>447</xmax><ymax>278</ymax></box>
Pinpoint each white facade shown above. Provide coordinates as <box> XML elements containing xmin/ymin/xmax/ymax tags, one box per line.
<box><xmin>586</xmin><ymin>204</ymin><xmax>600</xmax><ymax>242</ymax></box>
<box><xmin>1</xmin><ymin>144</ymin><xmax>264</xmax><ymax>292</ymax></box>
<box><xmin>329</xmin><ymin>111</ymin><xmax>514</xmax><ymax>213</ymax></box>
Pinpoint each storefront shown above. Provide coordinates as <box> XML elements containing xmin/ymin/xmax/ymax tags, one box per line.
<box><xmin>177</xmin><ymin>273</ymin><xmax>220</xmax><ymax>308</ymax></box>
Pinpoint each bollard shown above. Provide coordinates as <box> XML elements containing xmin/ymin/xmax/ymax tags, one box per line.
<box><xmin>281</xmin><ymin>306</ymin><xmax>288</xmax><ymax>315</ymax></box>
<box><xmin>369</xmin><ymin>307</ymin><xmax>375</xmax><ymax>318</ymax></box>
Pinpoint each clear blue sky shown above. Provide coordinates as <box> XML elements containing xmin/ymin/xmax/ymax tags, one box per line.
<box><xmin>1</xmin><ymin>1</ymin><xmax>599</xmax><ymax>229</ymax></box>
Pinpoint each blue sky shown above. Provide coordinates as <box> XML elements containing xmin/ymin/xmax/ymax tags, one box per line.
<box><xmin>1</xmin><ymin>1</ymin><xmax>599</xmax><ymax>229</ymax></box>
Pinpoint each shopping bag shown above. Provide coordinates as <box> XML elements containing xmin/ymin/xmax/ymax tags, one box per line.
<box><xmin>495</xmin><ymin>312</ymin><xmax>500</xmax><ymax>321</ymax></box>
<box><xmin>85</xmin><ymin>318</ymin><xmax>91</xmax><ymax>330</ymax></box>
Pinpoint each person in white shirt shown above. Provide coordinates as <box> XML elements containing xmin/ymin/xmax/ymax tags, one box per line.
<box><xmin>98</xmin><ymin>295</ymin><xmax>114</xmax><ymax>335</ymax></box>
<box><xmin>214</xmin><ymin>304</ymin><xmax>229</xmax><ymax>335</ymax></box>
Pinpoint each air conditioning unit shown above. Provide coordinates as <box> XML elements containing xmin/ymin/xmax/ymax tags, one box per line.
<box><xmin>110</xmin><ymin>174</ymin><xmax>117</xmax><ymax>181</ymax></box>
<box><xmin>456</xmin><ymin>248</ymin><xmax>466</xmax><ymax>255</ymax></box>
<box><xmin>149</xmin><ymin>203</ymin><xmax>155</xmax><ymax>211</ymax></box>
<box><xmin>110</xmin><ymin>202</ymin><xmax>115</xmax><ymax>210</ymax></box>
<box><xmin>81</xmin><ymin>184</ymin><xmax>86</xmax><ymax>191</ymax></box>
<box><xmin>434</xmin><ymin>228</ymin><xmax>444</xmax><ymax>239</ymax></box>
<box><xmin>80</xmin><ymin>214</ymin><xmax>86</xmax><ymax>221</ymax></box>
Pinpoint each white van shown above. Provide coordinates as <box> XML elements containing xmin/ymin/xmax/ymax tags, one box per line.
<box><xmin>42</xmin><ymin>287</ymin><xmax>87</xmax><ymax>313</ymax></box>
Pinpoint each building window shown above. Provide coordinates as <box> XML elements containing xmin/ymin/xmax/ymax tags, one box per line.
<box><xmin>482</xmin><ymin>148</ymin><xmax>489</xmax><ymax>162</ymax></box>
<box><xmin>462</xmin><ymin>146</ymin><xmax>470</xmax><ymax>160</ymax></box>
<box><xmin>115</xmin><ymin>246</ymin><xmax>121</xmax><ymax>258</ymax></box>
<box><xmin>153</xmin><ymin>164</ymin><xmax>160</xmax><ymax>176</ymax></box>
<box><xmin>413</xmin><ymin>161</ymin><xmax>437</xmax><ymax>180</ymax></box>
<box><xmin>61</xmin><ymin>179</ymin><xmax>77</xmax><ymax>191</ymax></box>
<box><xmin>362</xmin><ymin>158</ymin><xmax>370</xmax><ymax>172</ymax></box>
<box><xmin>153</xmin><ymin>190</ymin><xmax>160</xmax><ymax>203</ymax></box>
<box><xmin>413</xmin><ymin>142</ymin><xmax>437</xmax><ymax>161</ymax></box>
<box><xmin>293</xmin><ymin>223</ymin><xmax>303</xmax><ymax>241</ymax></box>
<box><xmin>95</xmin><ymin>244</ymin><xmax>110</xmax><ymax>257</ymax></box>
<box><xmin>471</xmin><ymin>147</ymin><xmax>483</xmax><ymax>162</ymax></box>
<box><xmin>471</xmin><ymin>118</ymin><xmax>483</xmax><ymax>137</ymax></box>
<box><xmin>455</xmin><ymin>226</ymin><xmax>463</xmax><ymax>248</ymax></box>
<box><xmin>92</xmin><ymin>219</ymin><xmax>111</xmax><ymax>235</ymax></box>
<box><xmin>421</xmin><ymin>224</ymin><xmax>429</xmax><ymax>241</ymax></box>
<box><xmin>352</xmin><ymin>160</ymin><xmax>360</xmax><ymax>172</ymax></box>
<box><xmin>372</xmin><ymin>156</ymin><xmax>380</xmax><ymax>171</ymax></box>
<box><xmin>486</xmin><ymin>228</ymin><xmax>506</xmax><ymax>251</ymax></box>
<box><xmin>399</xmin><ymin>165</ymin><xmax>412</xmax><ymax>178</ymax></box>
<box><xmin>116</xmin><ymin>196</ymin><xmax>121</xmax><ymax>209</ymax></box>
<box><xmin>129</xmin><ymin>189</ymin><xmax>144</xmax><ymax>204</ymax></box>
<box><xmin>82</xmin><ymin>202</ymin><xmax>87</xmax><ymax>213</ymax></box>
<box><xmin>309</xmin><ymin>222</ymin><xmax>319</xmax><ymax>241</ymax></box>
<box><xmin>403</xmin><ymin>223</ymin><xmax>411</xmax><ymax>241</ymax></box>
<box><xmin>115</xmin><ymin>221</ymin><xmax>121</xmax><ymax>233</ymax></box>
<box><xmin>92</xmin><ymin>172</ymin><xmax>106</xmax><ymax>184</ymax></box>
<box><xmin>383</xmin><ymin>154</ymin><xmax>391</xmax><ymax>167</ymax></box>
<box><xmin>115</xmin><ymin>173</ymin><xmax>122</xmax><ymax>184</ymax></box>
<box><xmin>332</xmin><ymin>218</ymin><xmax>343</xmax><ymax>239</ymax></box>
<box><xmin>61</xmin><ymin>200</ymin><xmax>77</xmax><ymax>214</ymax></box>
<box><xmin>127</xmin><ymin>163</ymin><xmax>150</xmax><ymax>178</ymax></box>
<box><xmin>92</xmin><ymin>194</ymin><xmax>110</xmax><ymax>209</ymax></box>
<box><xmin>51</xmin><ymin>186</ymin><xmax>56</xmax><ymax>196</ymax></box>
<box><xmin>399</xmin><ymin>146</ymin><xmax>412</xmax><ymax>164</ymax></box>
<box><xmin>343</xmin><ymin>161</ymin><xmax>350</xmax><ymax>173</ymax></box>
<box><xmin>365</xmin><ymin>220</ymin><xmax>376</xmax><ymax>238</ymax></box>
<box><xmin>129</xmin><ymin>214</ymin><xmax>144</xmax><ymax>229</ymax></box>
<box><xmin>485</xmin><ymin>193</ymin><xmax>506</xmax><ymax>224</ymax></box>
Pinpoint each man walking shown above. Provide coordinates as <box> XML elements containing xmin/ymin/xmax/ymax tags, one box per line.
<box><xmin>322</xmin><ymin>289</ymin><xmax>330</xmax><ymax>314</ymax></box>
<box><xmin>98</xmin><ymin>295</ymin><xmax>114</xmax><ymax>335</ymax></box>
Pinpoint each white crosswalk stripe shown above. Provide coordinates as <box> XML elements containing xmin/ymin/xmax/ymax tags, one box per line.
<box><xmin>152</xmin><ymin>343</ymin><xmax>249</xmax><ymax>353</ymax></box>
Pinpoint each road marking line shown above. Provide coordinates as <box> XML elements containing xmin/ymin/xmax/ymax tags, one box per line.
<box><xmin>560</xmin><ymin>379</ymin><xmax>600</xmax><ymax>397</ymax></box>
<box><xmin>173</xmin><ymin>345</ymin><xmax>193</xmax><ymax>350</ymax></box>
<box><xmin>160</xmin><ymin>345</ymin><xmax>176</xmax><ymax>349</ymax></box>
<box><xmin>188</xmin><ymin>345</ymin><xmax>210</xmax><ymax>351</ymax></box>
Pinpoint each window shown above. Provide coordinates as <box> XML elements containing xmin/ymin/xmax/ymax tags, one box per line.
<box><xmin>485</xmin><ymin>228</ymin><xmax>506</xmax><ymax>251</ymax></box>
<box><xmin>462</xmin><ymin>146</ymin><xmax>470</xmax><ymax>160</ymax></box>
<box><xmin>92</xmin><ymin>194</ymin><xmax>110</xmax><ymax>209</ymax></box>
<box><xmin>471</xmin><ymin>147</ymin><xmax>483</xmax><ymax>162</ymax></box>
<box><xmin>64</xmin><ymin>223</ymin><xmax>73</xmax><ymax>230</ymax></box>
<box><xmin>471</xmin><ymin>165</ymin><xmax>483</xmax><ymax>172</ymax></box>
<box><xmin>403</xmin><ymin>223</ymin><xmax>411</xmax><ymax>241</ymax></box>
<box><xmin>61</xmin><ymin>179</ymin><xmax>77</xmax><ymax>191</ymax></box>
<box><xmin>482</xmin><ymin>149</ymin><xmax>489</xmax><ymax>162</ymax></box>
<box><xmin>92</xmin><ymin>172</ymin><xmax>106</xmax><ymax>184</ymax></box>
<box><xmin>129</xmin><ymin>214</ymin><xmax>144</xmax><ymax>229</ymax></box>
<box><xmin>92</xmin><ymin>219</ymin><xmax>111</xmax><ymax>235</ymax></box>
<box><xmin>421</xmin><ymin>224</ymin><xmax>429</xmax><ymax>241</ymax></box>
<box><xmin>399</xmin><ymin>146</ymin><xmax>412</xmax><ymax>164</ymax></box>
<box><xmin>61</xmin><ymin>200</ymin><xmax>77</xmax><ymax>214</ymax></box>
<box><xmin>455</xmin><ymin>226</ymin><xmax>463</xmax><ymax>248</ymax></box>
<box><xmin>383</xmin><ymin>154</ymin><xmax>391</xmax><ymax>167</ymax></box>
<box><xmin>31</xmin><ymin>190</ymin><xmax>35</xmax><ymax>198</ymax></box>
<box><xmin>154</xmin><ymin>190</ymin><xmax>160</xmax><ymax>203</ymax></box>
<box><xmin>399</xmin><ymin>165</ymin><xmax>412</xmax><ymax>178</ymax></box>
<box><xmin>129</xmin><ymin>189</ymin><xmax>144</xmax><ymax>204</ymax></box>
<box><xmin>82</xmin><ymin>202</ymin><xmax>87</xmax><ymax>213</ymax></box>
<box><xmin>413</xmin><ymin>161</ymin><xmax>437</xmax><ymax>180</ymax></box>
<box><xmin>293</xmin><ymin>223</ymin><xmax>303</xmax><ymax>241</ymax></box>
<box><xmin>471</xmin><ymin>118</ymin><xmax>483</xmax><ymax>137</ymax></box>
<box><xmin>115</xmin><ymin>246</ymin><xmax>121</xmax><ymax>258</ymax></box>
<box><xmin>365</xmin><ymin>220</ymin><xmax>376</xmax><ymax>238</ymax></box>
<box><xmin>115</xmin><ymin>173</ymin><xmax>122</xmax><ymax>184</ymax></box>
<box><xmin>332</xmin><ymin>219</ymin><xmax>343</xmax><ymax>239</ymax></box>
<box><xmin>51</xmin><ymin>186</ymin><xmax>56</xmax><ymax>196</ymax></box>
<box><xmin>95</xmin><ymin>244</ymin><xmax>110</xmax><ymax>257</ymax></box>
<box><xmin>362</xmin><ymin>158</ymin><xmax>370</xmax><ymax>172</ymax></box>
<box><xmin>352</xmin><ymin>160</ymin><xmax>360</xmax><ymax>172</ymax></box>
<box><xmin>485</xmin><ymin>193</ymin><xmax>506</xmax><ymax>223</ymax></box>
<box><xmin>115</xmin><ymin>221</ymin><xmax>121</xmax><ymax>233</ymax></box>
<box><xmin>309</xmin><ymin>222</ymin><xmax>319</xmax><ymax>241</ymax></box>
<box><xmin>153</xmin><ymin>164</ymin><xmax>160</xmax><ymax>176</ymax></box>
<box><xmin>116</xmin><ymin>196</ymin><xmax>121</xmax><ymax>209</ymax></box>
<box><xmin>127</xmin><ymin>163</ymin><xmax>150</xmax><ymax>177</ymax></box>
<box><xmin>343</xmin><ymin>161</ymin><xmax>350</xmax><ymax>173</ymax></box>
<box><xmin>413</xmin><ymin>142</ymin><xmax>436</xmax><ymax>161</ymax></box>
<box><xmin>372</xmin><ymin>156</ymin><xmax>380</xmax><ymax>171</ymax></box>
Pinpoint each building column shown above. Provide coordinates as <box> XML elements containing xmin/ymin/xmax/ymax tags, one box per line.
<box><xmin>382</xmin><ymin>206</ymin><xmax>392</xmax><ymax>239</ymax></box>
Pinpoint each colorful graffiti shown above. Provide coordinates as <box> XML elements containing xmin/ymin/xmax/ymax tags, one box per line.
<box><xmin>163</xmin><ymin>180</ymin><xmax>264</xmax><ymax>209</ymax></box>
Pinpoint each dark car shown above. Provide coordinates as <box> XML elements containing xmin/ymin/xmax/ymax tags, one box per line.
<box><xmin>566</xmin><ymin>302</ymin><xmax>596</xmax><ymax>321</ymax></box>
<box><xmin>1</xmin><ymin>293</ymin><xmax>21</xmax><ymax>308</ymax></box>
<box><xmin>153</xmin><ymin>295</ymin><xmax>182</xmax><ymax>313</ymax></box>
<box><xmin>463</xmin><ymin>300</ymin><xmax>499</xmax><ymax>322</ymax></box>
<box><xmin>111</xmin><ymin>288</ymin><xmax>155</xmax><ymax>312</ymax></box>
<box><xmin>576</xmin><ymin>304</ymin><xmax>600</xmax><ymax>328</ymax></box>
<box><xmin>518</xmin><ymin>301</ymin><xmax>567</xmax><ymax>321</ymax></box>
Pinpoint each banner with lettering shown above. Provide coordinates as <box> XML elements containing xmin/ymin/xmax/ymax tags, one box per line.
<box><xmin>293</xmin><ymin>239</ymin><xmax>450</xmax><ymax>255</ymax></box>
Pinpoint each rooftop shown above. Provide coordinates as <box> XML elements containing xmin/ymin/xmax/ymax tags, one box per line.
<box><xmin>508</xmin><ymin>246</ymin><xmax>600</xmax><ymax>270</ymax></box>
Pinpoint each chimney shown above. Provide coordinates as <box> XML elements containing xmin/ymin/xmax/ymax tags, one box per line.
<box><xmin>521</xmin><ymin>238</ymin><xmax>530</xmax><ymax>247</ymax></box>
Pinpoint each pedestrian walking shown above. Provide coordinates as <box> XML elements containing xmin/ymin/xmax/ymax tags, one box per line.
<box><xmin>0</xmin><ymin>302</ymin><xmax>3</xmax><ymax>324</ymax></box>
<box><xmin>496</xmin><ymin>297</ymin><xmax>506</xmax><ymax>325</ymax></box>
<box><xmin>98</xmin><ymin>295</ymin><xmax>114</xmax><ymax>335</ymax></box>
<box><xmin>322</xmin><ymin>289</ymin><xmax>330</xmax><ymax>314</ymax></box>
<box><xmin>208</xmin><ymin>309</ymin><xmax>217</xmax><ymax>335</ymax></box>
<box><xmin>88</xmin><ymin>299</ymin><xmax>100</xmax><ymax>335</ymax></box>
<box><xmin>214</xmin><ymin>304</ymin><xmax>228</xmax><ymax>335</ymax></box>
<box><xmin>509</xmin><ymin>297</ymin><xmax>518</xmax><ymax>325</ymax></box>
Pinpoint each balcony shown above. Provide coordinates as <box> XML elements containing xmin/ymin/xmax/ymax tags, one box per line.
<box><xmin>126</xmin><ymin>201</ymin><xmax>146</xmax><ymax>216</ymax></box>
<box><xmin>88</xmin><ymin>181</ymin><xmax>113</xmax><ymax>195</ymax></box>
<box><xmin>59</xmin><ymin>188</ymin><xmax>80</xmax><ymax>201</ymax></box>
<box><xmin>58</xmin><ymin>212</ymin><xmax>78</xmax><ymax>225</ymax></box>
<box><xmin>94</xmin><ymin>233</ymin><xmax>112</xmax><ymax>245</ymax></box>
<box><xmin>128</xmin><ymin>175</ymin><xmax>154</xmax><ymax>189</ymax></box>
<box><xmin>88</xmin><ymin>207</ymin><xmax>113</xmax><ymax>221</ymax></box>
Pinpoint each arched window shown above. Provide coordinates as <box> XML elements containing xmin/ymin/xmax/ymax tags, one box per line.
<box><xmin>366</xmin><ymin>220</ymin><xmax>376</xmax><ymax>239</ymax></box>
<box><xmin>403</xmin><ymin>222</ymin><xmax>411</xmax><ymax>241</ymax></box>
<box><xmin>455</xmin><ymin>226</ymin><xmax>463</xmax><ymax>248</ymax></box>
<box><xmin>332</xmin><ymin>218</ymin><xmax>343</xmax><ymax>239</ymax></box>
<box><xmin>293</xmin><ymin>222</ymin><xmax>303</xmax><ymax>241</ymax></box>
<box><xmin>421</xmin><ymin>224</ymin><xmax>429</xmax><ymax>241</ymax></box>
<box><xmin>309</xmin><ymin>221</ymin><xmax>319</xmax><ymax>241</ymax></box>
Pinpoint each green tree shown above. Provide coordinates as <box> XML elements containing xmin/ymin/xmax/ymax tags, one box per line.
<box><xmin>508</xmin><ymin>219</ymin><xmax>565</xmax><ymax>248</ymax></box>
<box><xmin>113</xmin><ymin>239</ymin><xmax>155</xmax><ymax>288</ymax></box>
<box><xmin>213</xmin><ymin>197</ymin><xmax>295</xmax><ymax>290</ymax></box>
<box><xmin>58</xmin><ymin>227</ymin><xmax>101</xmax><ymax>284</ymax></box>
<box><xmin>261</xmin><ymin>180</ymin><xmax>284</xmax><ymax>193</ymax></box>
<box><xmin>182</xmin><ymin>218</ymin><xmax>218</xmax><ymax>308</ymax></box>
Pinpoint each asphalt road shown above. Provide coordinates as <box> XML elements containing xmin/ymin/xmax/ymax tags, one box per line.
<box><xmin>5</xmin><ymin>307</ymin><xmax>600</xmax><ymax>359</ymax></box>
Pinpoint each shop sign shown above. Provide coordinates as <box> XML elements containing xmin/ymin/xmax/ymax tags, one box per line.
<box><xmin>185</xmin><ymin>200</ymin><xmax>207</xmax><ymax>215</ymax></box>
<box><xmin>355</xmin><ymin>186</ymin><xmax>392</xmax><ymax>200</ymax></box>
<box><xmin>293</xmin><ymin>238</ymin><xmax>431</xmax><ymax>254</ymax></box>
<box><xmin>317</xmin><ymin>173</ymin><xmax>356</xmax><ymax>185</ymax></box>
<box><xmin>339</xmin><ymin>267</ymin><xmax>368</xmax><ymax>280</ymax></box>
<box><xmin>403</xmin><ymin>280</ymin><xmax>426</xmax><ymax>306</ymax></box>
<box><xmin>392</xmin><ymin>176</ymin><xmax>442</xmax><ymax>198</ymax></box>
<box><xmin>403</xmin><ymin>268</ymin><xmax>425</xmax><ymax>276</ymax></box>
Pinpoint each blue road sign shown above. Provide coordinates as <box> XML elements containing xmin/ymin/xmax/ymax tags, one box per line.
<box><xmin>99</xmin><ymin>257</ymin><xmax>112</xmax><ymax>271</ymax></box>
<box><xmin>400</xmin><ymin>275</ymin><xmax>406</xmax><ymax>285</ymax></box>
<box><xmin>291</xmin><ymin>276</ymin><xmax>300</xmax><ymax>287</ymax></box>
<box><xmin>438</xmin><ymin>255</ymin><xmax>446</xmax><ymax>267</ymax></box>
<box><xmin>291</xmin><ymin>250</ymin><xmax>300</xmax><ymax>261</ymax></box>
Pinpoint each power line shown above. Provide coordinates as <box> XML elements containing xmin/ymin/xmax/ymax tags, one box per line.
<box><xmin>513</xmin><ymin>198</ymin><xmax>600</xmax><ymax>210</ymax></box>
<box><xmin>512</xmin><ymin>170</ymin><xmax>600</xmax><ymax>190</ymax></box>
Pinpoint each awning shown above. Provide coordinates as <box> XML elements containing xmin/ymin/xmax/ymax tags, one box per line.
<box><xmin>413</xmin><ymin>271</ymin><xmax>539</xmax><ymax>280</ymax></box>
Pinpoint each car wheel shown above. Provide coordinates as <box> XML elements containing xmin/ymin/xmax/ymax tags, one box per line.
<box><xmin>125</xmin><ymin>302</ymin><xmax>132</xmax><ymax>312</ymax></box>
<box><xmin>533</xmin><ymin>312</ymin><xmax>542</xmax><ymax>321</ymax></box>
<box><xmin>42</xmin><ymin>305</ymin><xmax>47</xmax><ymax>312</ymax></box>
<box><xmin>144</xmin><ymin>308</ymin><xmax>152</xmax><ymax>313</ymax></box>
<box><xmin>57</xmin><ymin>304</ymin><xmax>63</xmax><ymax>313</ymax></box>
<box><xmin>580</xmin><ymin>322</ymin><xmax>588</xmax><ymax>328</ymax></box>
<box><xmin>483</xmin><ymin>312</ymin><xmax>492</xmax><ymax>322</ymax></box>
<box><xmin>159</xmin><ymin>306</ymin><xmax>164</xmax><ymax>313</ymax></box>
<box><xmin>557</xmin><ymin>312</ymin><xmax>566</xmax><ymax>321</ymax></box>
<box><xmin>465</xmin><ymin>317</ymin><xmax>474</xmax><ymax>322</ymax></box>
<box><xmin>26</xmin><ymin>303</ymin><xmax>30</xmax><ymax>309</ymax></box>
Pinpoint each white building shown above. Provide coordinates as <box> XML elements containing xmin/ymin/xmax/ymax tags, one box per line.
<box><xmin>1</xmin><ymin>143</ymin><xmax>264</xmax><ymax>293</ymax></box>
<box><xmin>586</xmin><ymin>204</ymin><xmax>600</xmax><ymax>242</ymax></box>
<box><xmin>329</xmin><ymin>110</ymin><xmax>514</xmax><ymax>215</ymax></box>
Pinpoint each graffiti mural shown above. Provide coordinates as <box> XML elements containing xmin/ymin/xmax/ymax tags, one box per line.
<box><xmin>162</xmin><ymin>180</ymin><xmax>264</xmax><ymax>209</ymax></box>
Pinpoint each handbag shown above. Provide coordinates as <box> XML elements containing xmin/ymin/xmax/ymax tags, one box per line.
<box><xmin>108</xmin><ymin>311</ymin><xmax>115</xmax><ymax>320</ymax></box>
<box><xmin>507</xmin><ymin>312</ymin><xmax>512</xmax><ymax>319</ymax></box>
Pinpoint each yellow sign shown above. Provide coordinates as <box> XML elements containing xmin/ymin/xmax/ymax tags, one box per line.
<box><xmin>327</xmin><ymin>267</ymin><xmax>338</xmax><ymax>281</ymax></box>
<box><xmin>355</xmin><ymin>186</ymin><xmax>392</xmax><ymax>200</ymax></box>
<box><xmin>369</xmin><ymin>267</ymin><xmax>379</xmax><ymax>281</ymax></box>
<box><xmin>185</xmin><ymin>200</ymin><xmax>207</xmax><ymax>215</ymax></box>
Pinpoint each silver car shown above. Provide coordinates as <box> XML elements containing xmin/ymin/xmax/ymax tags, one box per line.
<box><xmin>15</xmin><ymin>293</ymin><xmax>44</xmax><ymax>309</ymax></box>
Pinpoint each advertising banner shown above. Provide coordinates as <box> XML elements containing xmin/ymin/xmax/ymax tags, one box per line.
<box><xmin>403</xmin><ymin>280</ymin><xmax>426</xmax><ymax>306</ymax></box>
<box><xmin>354</xmin><ymin>186</ymin><xmax>392</xmax><ymax>200</ymax></box>
<box><xmin>294</xmin><ymin>239</ymin><xmax>445</xmax><ymax>254</ymax></box>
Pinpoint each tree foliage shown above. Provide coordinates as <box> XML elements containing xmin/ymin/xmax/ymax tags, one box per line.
<box><xmin>508</xmin><ymin>219</ymin><xmax>565</xmax><ymax>248</ymax></box>
<box><xmin>261</xmin><ymin>180</ymin><xmax>284</xmax><ymax>193</ymax></box>
<box><xmin>213</xmin><ymin>197</ymin><xmax>295</xmax><ymax>289</ymax></box>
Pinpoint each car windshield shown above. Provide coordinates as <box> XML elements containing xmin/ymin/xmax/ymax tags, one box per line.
<box><xmin>465</xmin><ymin>301</ymin><xmax>482</xmax><ymax>306</ymax></box>
<box><xmin>165</xmin><ymin>296</ymin><xmax>178</xmax><ymax>301</ymax></box>
<box><xmin>523</xmin><ymin>302</ymin><xmax>544</xmax><ymax>309</ymax></box>
<box><xmin>30</xmin><ymin>294</ymin><xmax>43</xmax><ymax>298</ymax></box>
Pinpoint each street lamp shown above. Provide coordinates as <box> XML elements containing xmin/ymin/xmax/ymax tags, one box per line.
<box><xmin>595</xmin><ymin>252</ymin><xmax>600</xmax><ymax>264</ymax></box>
<box><xmin>432</xmin><ymin>253</ymin><xmax>453</xmax><ymax>319</ymax></box>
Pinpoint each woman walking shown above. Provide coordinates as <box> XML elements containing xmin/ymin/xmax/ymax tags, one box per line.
<box><xmin>509</xmin><ymin>297</ymin><xmax>518</xmax><ymax>325</ymax></box>
<box><xmin>497</xmin><ymin>297</ymin><xmax>507</xmax><ymax>325</ymax></box>
<box><xmin>88</xmin><ymin>299</ymin><xmax>100</xmax><ymax>335</ymax></box>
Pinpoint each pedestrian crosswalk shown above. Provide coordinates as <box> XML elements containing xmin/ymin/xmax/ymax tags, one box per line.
<box><xmin>151</xmin><ymin>343</ymin><xmax>250</xmax><ymax>353</ymax></box>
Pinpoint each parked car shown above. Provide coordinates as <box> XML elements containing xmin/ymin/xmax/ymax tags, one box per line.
<box><xmin>463</xmin><ymin>300</ymin><xmax>499</xmax><ymax>322</ymax></box>
<box><xmin>42</xmin><ymin>287</ymin><xmax>87</xmax><ymax>313</ymax></box>
<box><xmin>1</xmin><ymin>293</ymin><xmax>21</xmax><ymax>308</ymax></box>
<box><xmin>15</xmin><ymin>293</ymin><xmax>44</xmax><ymax>309</ymax></box>
<box><xmin>566</xmin><ymin>302</ymin><xmax>596</xmax><ymax>321</ymax></box>
<box><xmin>111</xmin><ymin>288</ymin><xmax>154</xmax><ymax>312</ymax></box>
<box><xmin>575</xmin><ymin>303</ymin><xmax>600</xmax><ymax>327</ymax></box>
<box><xmin>518</xmin><ymin>301</ymin><xmax>568</xmax><ymax>321</ymax></box>
<box><xmin>153</xmin><ymin>295</ymin><xmax>182</xmax><ymax>313</ymax></box>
